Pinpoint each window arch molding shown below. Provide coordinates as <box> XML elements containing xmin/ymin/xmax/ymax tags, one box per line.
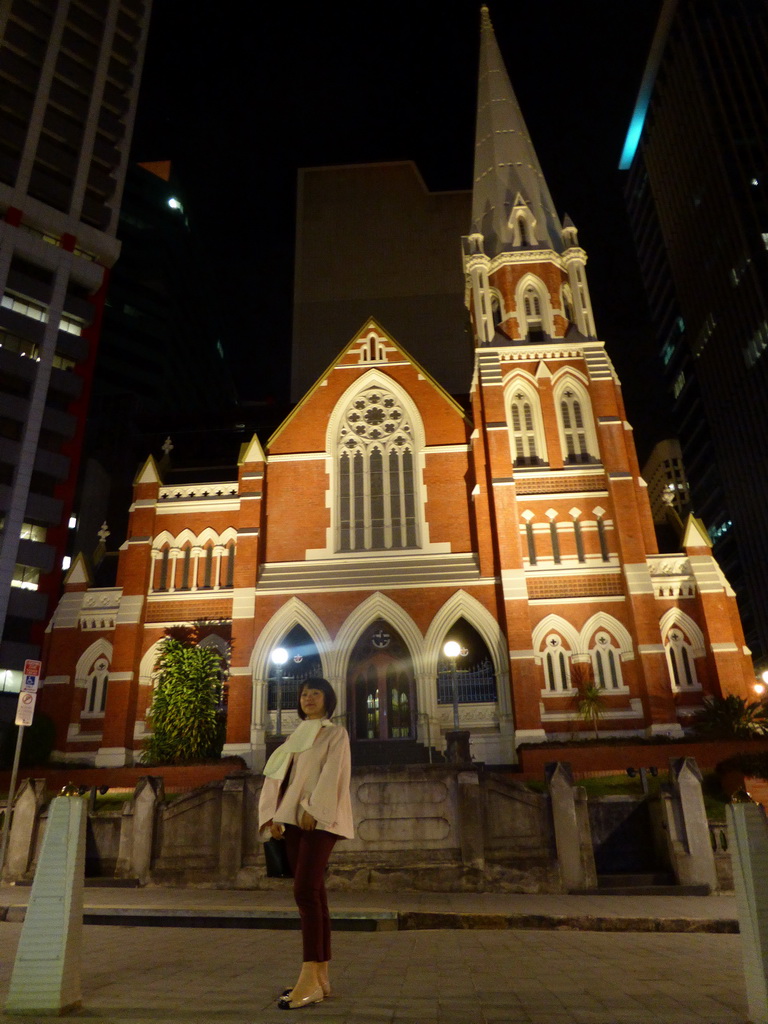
<box><xmin>322</xmin><ymin>369</ymin><xmax>431</xmax><ymax>556</ymax></box>
<box><xmin>503</xmin><ymin>372</ymin><xmax>548</xmax><ymax>467</ymax></box>
<box><xmin>551</xmin><ymin>370</ymin><xmax>600</xmax><ymax>464</ymax></box>
<box><xmin>514</xmin><ymin>273</ymin><xmax>553</xmax><ymax>338</ymax></box>
<box><xmin>423</xmin><ymin>589</ymin><xmax>511</xmax><ymax>722</ymax></box>
<box><xmin>533</xmin><ymin>614</ymin><xmax>580</xmax><ymax>694</ymax></box>
<box><xmin>74</xmin><ymin>638</ymin><xmax>114</xmax><ymax>721</ymax></box>
<box><xmin>579</xmin><ymin>613</ymin><xmax>634</xmax><ymax>662</ymax></box>
<box><xmin>75</xmin><ymin>637</ymin><xmax>113</xmax><ymax>688</ymax></box>
<box><xmin>249</xmin><ymin>598</ymin><xmax>333</xmax><ymax>685</ymax></box>
<box><xmin>331</xmin><ymin>591</ymin><xmax>424</xmax><ymax>684</ymax></box>
<box><xmin>659</xmin><ymin>609</ymin><xmax>705</xmax><ymax>692</ymax></box>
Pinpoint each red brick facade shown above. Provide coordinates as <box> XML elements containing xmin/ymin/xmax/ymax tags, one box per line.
<box><xmin>39</xmin><ymin>315</ymin><xmax>753</xmax><ymax>769</ymax></box>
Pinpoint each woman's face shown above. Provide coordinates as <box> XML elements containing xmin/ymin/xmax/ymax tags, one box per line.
<box><xmin>300</xmin><ymin>687</ymin><xmax>326</xmax><ymax>720</ymax></box>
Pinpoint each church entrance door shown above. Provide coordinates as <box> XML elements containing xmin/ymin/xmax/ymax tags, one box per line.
<box><xmin>347</xmin><ymin>621</ymin><xmax>415</xmax><ymax>741</ymax></box>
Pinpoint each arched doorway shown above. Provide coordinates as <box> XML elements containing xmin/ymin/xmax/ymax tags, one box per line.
<box><xmin>347</xmin><ymin>619</ymin><xmax>415</xmax><ymax>741</ymax></box>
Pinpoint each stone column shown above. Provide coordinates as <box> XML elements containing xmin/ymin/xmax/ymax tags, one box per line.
<box><xmin>218</xmin><ymin>775</ymin><xmax>245</xmax><ymax>884</ymax></box>
<box><xmin>727</xmin><ymin>797</ymin><xmax>768</xmax><ymax>1024</ymax></box>
<box><xmin>5</xmin><ymin>796</ymin><xmax>87</xmax><ymax>1015</ymax></box>
<box><xmin>4</xmin><ymin>778</ymin><xmax>48</xmax><ymax>882</ymax></box>
<box><xmin>546</xmin><ymin>761</ymin><xmax>597</xmax><ymax>892</ymax></box>
<box><xmin>457</xmin><ymin>771</ymin><xmax>485</xmax><ymax>873</ymax></box>
<box><xmin>661</xmin><ymin>756</ymin><xmax>717</xmax><ymax>891</ymax></box>
<box><xmin>129</xmin><ymin>776</ymin><xmax>164</xmax><ymax>885</ymax></box>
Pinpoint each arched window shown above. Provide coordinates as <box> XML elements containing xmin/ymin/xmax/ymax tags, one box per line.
<box><xmin>225</xmin><ymin>542</ymin><xmax>235</xmax><ymax>587</ymax></box>
<box><xmin>338</xmin><ymin>386</ymin><xmax>418</xmax><ymax>552</ymax></box>
<box><xmin>510</xmin><ymin>391</ymin><xmax>540</xmax><ymax>465</ymax></box>
<box><xmin>665</xmin><ymin>627</ymin><xmax>699</xmax><ymax>689</ymax></box>
<box><xmin>590</xmin><ymin>631</ymin><xmax>623</xmax><ymax>690</ymax></box>
<box><xmin>543</xmin><ymin>634</ymin><xmax>571</xmax><ymax>692</ymax></box>
<box><xmin>85</xmin><ymin>656</ymin><xmax>109</xmax><ymax>716</ymax></box>
<box><xmin>437</xmin><ymin>619</ymin><xmax>498</xmax><ymax>704</ymax></box>
<box><xmin>557</xmin><ymin>384</ymin><xmax>598</xmax><ymax>464</ymax></box>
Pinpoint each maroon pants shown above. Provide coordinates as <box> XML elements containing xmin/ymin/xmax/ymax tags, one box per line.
<box><xmin>283</xmin><ymin>825</ymin><xmax>338</xmax><ymax>962</ymax></box>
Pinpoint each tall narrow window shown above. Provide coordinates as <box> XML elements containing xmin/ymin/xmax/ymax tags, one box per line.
<box><xmin>85</xmin><ymin>657</ymin><xmax>109</xmax><ymax>716</ymax></box>
<box><xmin>181</xmin><ymin>548</ymin><xmax>191</xmax><ymax>589</ymax></box>
<box><xmin>543</xmin><ymin>635</ymin><xmax>570</xmax><ymax>692</ymax></box>
<box><xmin>560</xmin><ymin>389</ymin><xmax>592</xmax><ymax>463</ymax></box>
<box><xmin>573</xmin><ymin>520</ymin><xmax>585</xmax><ymax>562</ymax></box>
<box><xmin>158</xmin><ymin>549</ymin><xmax>169</xmax><ymax>591</ymax></box>
<box><xmin>550</xmin><ymin>521</ymin><xmax>561</xmax><ymax>563</ymax></box>
<box><xmin>591</xmin><ymin>632</ymin><xmax>623</xmax><ymax>690</ymax></box>
<box><xmin>596</xmin><ymin>518</ymin><xmax>609</xmax><ymax>561</ymax></box>
<box><xmin>510</xmin><ymin>391</ymin><xmax>541</xmax><ymax>466</ymax></box>
<box><xmin>526</xmin><ymin>523</ymin><xmax>537</xmax><ymax>564</ymax></box>
<box><xmin>225</xmin><ymin>543</ymin><xmax>235</xmax><ymax>587</ymax></box>
<box><xmin>665</xmin><ymin>628</ymin><xmax>698</xmax><ymax>689</ymax></box>
<box><xmin>337</xmin><ymin>387</ymin><xmax>418</xmax><ymax>551</ymax></box>
<box><xmin>203</xmin><ymin>547</ymin><xmax>213</xmax><ymax>588</ymax></box>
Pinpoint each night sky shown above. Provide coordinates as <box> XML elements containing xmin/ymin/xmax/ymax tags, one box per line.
<box><xmin>130</xmin><ymin>0</ymin><xmax>670</xmax><ymax>462</ymax></box>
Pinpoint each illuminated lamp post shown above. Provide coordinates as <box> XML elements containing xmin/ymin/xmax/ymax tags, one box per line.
<box><xmin>443</xmin><ymin>640</ymin><xmax>470</xmax><ymax>764</ymax></box>
<box><xmin>271</xmin><ymin>647</ymin><xmax>289</xmax><ymax>738</ymax></box>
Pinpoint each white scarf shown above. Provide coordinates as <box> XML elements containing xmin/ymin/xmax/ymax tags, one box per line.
<box><xmin>262</xmin><ymin>718</ymin><xmax>332</xmax><ymax>780</ymax></box>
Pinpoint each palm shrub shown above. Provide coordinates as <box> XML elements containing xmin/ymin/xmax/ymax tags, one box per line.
<box><xmin>571</xmin><ymin>662</ymin><xmax>606</xmax><ymax>740</ymax></box>
<box><xmin>694</xmin><ymin>694</ymin><xmax>768</xmax><ymax>739</ymax></box>
<box><xmin>143</xmin><ymin>629</ymin><xmax>228</xmax><ymax>764</ymax></box>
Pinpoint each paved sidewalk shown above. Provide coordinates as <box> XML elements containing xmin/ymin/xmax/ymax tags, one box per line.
<box><xmin>0</xmin><ymin>920</ymin><xmax>748</xmax><ymax>1023</ymax></box>
<box><xmin>0</xmin><ymin>887</ymin><xmax>749</xmax><ymax>1022</ymax></box>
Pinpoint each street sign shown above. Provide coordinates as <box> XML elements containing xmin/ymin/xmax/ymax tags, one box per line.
<box><xmin>22</xmin><ymin>675</ymin><xmax>39</xmax><ymax>693</ymax></box>
<box><xmin>15</xmin><ymin>690</ymin><xmax>36</xmax><ymax>727</ymax></box>
<box><xmin>22</xmin><ymin>659</ymin><xmax>41</xmax><ymax>679</ymax></box>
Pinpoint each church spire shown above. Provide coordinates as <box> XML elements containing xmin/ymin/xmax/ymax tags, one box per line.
<box><xmin>472</xmin><ymin>6</ymin><xmax>563</xmax><ymax>254</ymax></box>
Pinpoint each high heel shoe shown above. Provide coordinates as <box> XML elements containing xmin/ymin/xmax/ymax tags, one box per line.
<box><xmin>277</xmin><ymin>986</ymin><xmax>324</xmax><ymax>1010</ymax></box>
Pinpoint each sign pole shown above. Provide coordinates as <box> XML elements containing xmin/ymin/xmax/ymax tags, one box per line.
<box><xmin>0</xmin><ymin>726</ymin><xmax>24</xmax><ymax>873</ymax></box>
<box><xmin>0</xmin><ymin>659</ymin><xmax>41</xmax><ymax>874</ymax></box>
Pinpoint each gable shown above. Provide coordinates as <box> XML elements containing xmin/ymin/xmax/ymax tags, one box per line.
<box><xmin>268</xmin><ymin>318</ymin><xmax>471</xmax><ymax>455</ymax></box>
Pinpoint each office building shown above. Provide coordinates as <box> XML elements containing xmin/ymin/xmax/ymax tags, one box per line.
<box><xmin>621</xmin><ymin>0</ymin><xmax>768</xmax><ymax>658</ymax></box>
<box><xmin>0</xmin><ymin>0</ymin><xmax>152</xmax><ymax>688</ymax></box>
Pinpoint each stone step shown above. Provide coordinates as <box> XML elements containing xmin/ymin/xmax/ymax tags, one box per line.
<box><xmin>350</xmin><ymin>739</ymin><xmax>445</xmax><ymax>766</ymax></box>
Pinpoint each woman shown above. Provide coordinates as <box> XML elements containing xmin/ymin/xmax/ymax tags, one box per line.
<box><xmin>259</xmin><ymin>677</ymin><xmax>354</xmax><ymax>1010</ymax></box>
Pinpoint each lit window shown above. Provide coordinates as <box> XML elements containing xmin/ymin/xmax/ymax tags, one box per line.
<box><xmin>11</xmin><ymin>564</ymin><xmax>39</xmax><ymax>590</ymax></box>
<box><xmin>68</xmin><ymin>516</ymin><xmax>77</xmax><ymax>529</ymax></box>
<box><xmin>62</xmin><ymin>555</ymin><xmax>71</xmax><ymax>570</ymax></box>
<box><xmin>337</xmin><ymin>387</ymin><xmax>418</xmax><ymax>552</ymax></box>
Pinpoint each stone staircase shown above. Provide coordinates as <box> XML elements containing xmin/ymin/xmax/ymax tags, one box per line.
<box><xmin>350</xmin><ymin>739</ymin><xmax>445</xmax><ymax>766</ymax></box>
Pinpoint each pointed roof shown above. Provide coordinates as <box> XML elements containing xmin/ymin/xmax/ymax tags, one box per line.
<box><xmin>471</xmin><ymin>6</ymin><xmax>563</xmax><ymax>254</ymax></box>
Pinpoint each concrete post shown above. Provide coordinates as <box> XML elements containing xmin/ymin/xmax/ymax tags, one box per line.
<box><xmin>727</xmin><ymin>797</ymin><xmax>768</xmax><ymax>1024</ymax></box>
<box><xmin>130</xmin><ymin>776</ymin><xmax>164</xmax><ymax>885</ymax></box>
<box><xmin>5</xmin><ymin>796</ymin><xmax>87</xmax><ymax>1015</ymax></box>
<box><xmin>218</xmin><ymin>775</ymin><xmax>245</xmax><ymax>884</ymax></box>
<box><xmin>546</xmin><ymin>762</ymin><xmax>597</xmax><ymax>891</ymax></box>
<box><xmin>115</xmin><ymin>796</ymin><xmax>135</xmax><ymax>879</ymax></box>
<box><xmin>4</xmin><ymin>778</ymin><xmax>48</xmax><ymax>882</ymax></box>
<box><xmin>456</xmin><ymin>771</ymin><xmax>485</xmax><ymax>872</ymax></box>
<box><xmin>663</xmin><ymin>756</ymin><xmax>717</xmax><ymax>891</ymax></box>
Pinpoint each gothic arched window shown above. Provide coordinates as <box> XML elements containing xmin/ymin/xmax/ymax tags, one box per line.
<box><xmin>665</xmin><ymin>627</ymin><xmax>698</xmax><ymax>689</ymax></box>
<box><xmin>543</xmin><ymin>634</ymin><xmax>571</xmax><ymax>692</ymax></box>
<box><xmin>590</xmin><ymin>631</ymin><xmax>623</xmax><ymax>690</ymax></box>
<box><xmin>338</xmin><ymin>387</ymin><xmax>418</xmax><ymax>552</ymax></box>
<box><xmin>85</xmin><ymin>656</ymin><xmax>109</xmax><ymax>716</ymax></box>
<box><xmin>510</xmin><ymin>390</ymin><xmax>543</xmax><ymax>466</ymax></box>
<box><xmin>559</xmin><ymin>387</ymin><xmax>595</xmax><ymax>463</ymax></box>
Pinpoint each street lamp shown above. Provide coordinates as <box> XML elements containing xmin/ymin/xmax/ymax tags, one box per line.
<box><xmin>443</xmin><ymin>640</ymin><xmax>461</xmax><ymax>730</ymax></box>
<box><xmin>271</xmin><ymin>647</ymin><xmax>288</xmax><ymax>737</ymax></box>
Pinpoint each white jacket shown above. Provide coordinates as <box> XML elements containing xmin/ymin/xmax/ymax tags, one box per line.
<box><xmin>258</xmin><ymin>723</ymin><xmax>354</xmax><ymax>839</ymax></box>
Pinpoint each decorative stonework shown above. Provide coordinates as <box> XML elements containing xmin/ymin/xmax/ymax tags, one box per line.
<box><xmin>647</xmin><ymin>555</ymin><xmax>696</xmax><ymax>599</ymax></box>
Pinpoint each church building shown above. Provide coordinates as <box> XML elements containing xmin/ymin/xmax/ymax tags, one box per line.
<box><xmin>38</xmin><ymin>8</ymin><xmax>753</xmax><ymax>769</ymax></box>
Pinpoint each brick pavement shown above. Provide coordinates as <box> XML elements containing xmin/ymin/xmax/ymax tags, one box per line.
<box><xmin>0</xmin><ymin>921</ymin><xmax>749</xmax><ymax>1023</ymax></box>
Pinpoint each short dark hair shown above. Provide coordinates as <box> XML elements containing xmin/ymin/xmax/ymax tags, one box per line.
<box><xmin>296</xmin><ymin>677</ymin><xmax>337</xmax><ymax>719</ymax></box>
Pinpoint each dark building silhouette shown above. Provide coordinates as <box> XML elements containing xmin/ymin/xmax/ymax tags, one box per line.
<box><xmin>621</xmin><ymin>0</ymin><xmax>768</xmax><ymax>662</ymax></box>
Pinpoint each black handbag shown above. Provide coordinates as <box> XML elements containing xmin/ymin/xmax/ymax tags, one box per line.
<box><xmin>264</xmin><ymin>837</ymin><xmax>292</xmax><ymax>878</ymax></box>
